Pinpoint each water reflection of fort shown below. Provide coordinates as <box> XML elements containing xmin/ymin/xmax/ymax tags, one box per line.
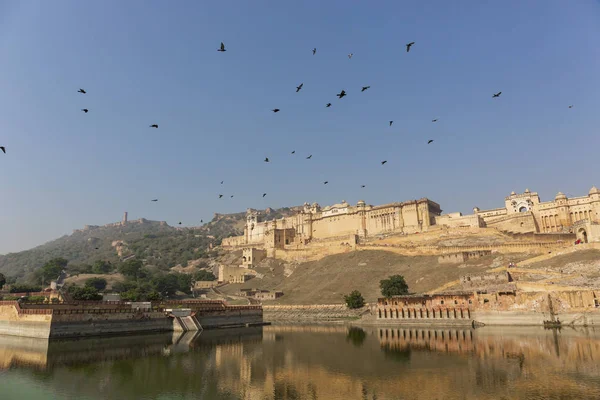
<box><xmin>378</xmin><ymin>327</ymin><xmax>475</xmax><ymax>354</ymax></box>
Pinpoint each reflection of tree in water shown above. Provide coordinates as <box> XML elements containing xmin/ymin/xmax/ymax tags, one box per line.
<box><xmin>346</xmin><ymin>327</ymin><xmax>367</xmax><ymax>347</ymax></box>
<box><xmin>380</xmin><ymin>344</ymin><xmax>411</xmax><ymax>363</ymax></box>
<box><xmin>274</xmin><ymin>380</ymin><xmax>301</xmax><ymax>400</ymax></box>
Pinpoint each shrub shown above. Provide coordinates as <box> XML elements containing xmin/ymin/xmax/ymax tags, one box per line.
<box><xmin>380</xmin><ymin>275</ymin><xmax>409</xmax><ymax>298</ymax></box>
<box><xmin>344</xmin><ymin>290</ymin><xmax>365</xmax><ymax>309</ymax></box>
<box><xmin>194</xmin><ymin>270</ymin><xmax>216</xmax><ymax>281</ymax></box>
<box><xmin>25</xmin><ymin>295</ymin><xmax>47</xmax><ymax>303</ymax></box>
<box><xmin>92</xmin><ymin>260</ymin><xmax>113</xmax><ymax>274</ymax></box>
<box><xmin>69</xmin><ymin>286</ymin><xmax>102</xmax><ymax>301</ymax></box>
<box><xmin>10</xmin><ymin>284</ymin><xmax>42</xmax><ymax>293</ymax></box>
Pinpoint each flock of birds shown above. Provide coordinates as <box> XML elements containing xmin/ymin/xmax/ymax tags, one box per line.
<box><xmin>0</xmin><ymin>40</ymin><xmax>577</xmax><ymax>228</ymax></box>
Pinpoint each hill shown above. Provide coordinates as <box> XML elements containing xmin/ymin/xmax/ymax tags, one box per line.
<box><xmin>0</xmin><ymin>206</ymin><xmax>298</xmax><ymax>281</ymax></box>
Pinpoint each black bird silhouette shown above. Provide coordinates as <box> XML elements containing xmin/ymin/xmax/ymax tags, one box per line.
<box><xmin>361</xmin><ymin>185</ymin><xmax>366</xmax><ymax>188</ymax></box>
<box><xmin>432</xmin><ymin>119</ymin><xmax>438</xmax><ymax>122</ymax></box>
<box><xmin>81</xmin><ymin>109</ymin><xmax>88</xmax><ymax>113</ymax></box>
<box><xmin>306</xmin><ymin>155</ymin><xmax>312</xmax><ymax>159</ymax></box>
<box><xmin>326</xmin><ymin>103</ymin><xmax>332</xmax><ymax>108</ymax></box>
<box><xmin>389</xmin><ymin>121</ymin><xmax>393</xmax><ymax>127</ymax></box>
<box><xmin>262</xmin><ymin>193</ymin><xmax>267</xmax><ymax>197</ymax></box>
<box><xmin>428</xmin><ymin>139</ymin><xmax>434</xmax><ymax>144</ymax></box>
<box><xmin>296</xmin><ymin>83</ymin><xmax>303</xmax><ymax>92</ymax></box>
<box><xmin>569</xmin><ymin>105</ymin><xmax>573</xmax><ymax>108</ymax></box>
<box><xmin>178</xmin><ymin>222</ymin><xmax>182</xmax><ymax>225</ymax></box>
<box><xmin>221</xmin><ymin>181</ymin><xmax>224</xmax><ymax>184</ymax></box>
<box><xmin>218</xmin><ymin>42</ymin><xmax>226</xmax><ymax>52</ymax></box>
<box><xmin>337</xmin><ymin>90</ymin><xmax>346</xmax><ymax>99</ymax></box>
<box><xmin>272</xmin><ymin>108</ymin><xmax>280</xmax><ymax>113</ymax></box>
<box><xmin>0</xmin><ymin>146</ymin><xmax>5</xmax><ymax>154</ymax></box>
<box><xmin>312</xmin><ymin>48</ymin><xmax>316</xmax><ymax>55</ymax></box>
<box><xmin>493</xmin><ymin>92</ymin><xmax>502</xmax><ymax>98</ymax></box>
<box><xmin>348</xmin><ymin>53</ymin><xmax>353</xmax><ymax>59</ymax></box>
<box><xmin>200</xmin><ymin>219</ymin><xmax>203</xmax><ymax>223</ymax></box>
<box><xmin>219</xmin><ymin>194</ymin><xmax>223</xmax><ymax>198</ymax></box>
<box><xmin>150</xmin><ymin>124</ymin><xmax>158</xmax><ymax>128</ymax></box>
<box><xmin>230</xmin><ymin>195</ymin><xmax>234</xmax><ymax>198</ymax></box>
<box><xmin>264</xmin><ymin>157</ymin><xmax>270</xmax><ymax>162</ymax></box>
<box><xmin>291</xmin><ymin>150</ymin><xmax>295</xmax><ymax>154</ymax></box>
<box><xmin>406</xmin><ymin>42</ymin><xmax>415</xmax><ymax>52</ymax></box>
<box><xmin>95</xmin><ymin>247</ymin><xmax>99</xmax><ymax>250</ymax></box>
<box><xmin>323</xmin><ymin>181</ymin><xmax>329</xmax><ymax>185</ymax></box>
<box><xmin>78</xmin><ymin>88</ymin><xmax>86</xmax><ymax>94</ymax></box>
<box><xmin>381</xmin><ymin>160</ymin><xmax>387</xmax><ymax>165</ymax></box>
<box><xmin>361</xmin><ymin>86</ymin><xmax>370</xmax><ymax>92</ymax></box>
<box><xmin>151</xmin><ymin>199</ymin><xmax>158</xmax><ymax>202</ymax></box>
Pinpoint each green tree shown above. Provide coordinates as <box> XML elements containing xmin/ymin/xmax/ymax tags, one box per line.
<box><xmin>68</xmin><ymin>285</ymin><xmax>102</xmax><ymax>301</ymax></box>
<box><xmin>112</xmin><ymin>281</ymin><xmax>137</xmax><ymax>293</ymax></box>
<box><xmin>0</xmin><ymin>273</ymin><xmax>6</xmax><ymax>290</ymax></box>
<box><xmin>39</xmin><ymin>257</ymin><xmax>68</xmax><ymax>285</ymax></box>
<box><xmin>85</xmin><ymin>277</ymin><xmax>107</xmax><ymax>291</ymax></box>
<box><xmin>152</xmin><ymin>274</ymin><xmax>179</xmax><ymax>297</ymax></box>
<box><xmin>10</xmin><ymin>283</ymin><xmax>42</xmax><ymax>293</ymax></box>
<box><xmin>176</xmin><ymin>273</ymin><xmax>193</xmax><ymax>294</ymax></box>
<box><xmin>380</xmin><ymin>275</ymin><xmax>409</xmax><ymax>298</ymax></box>
<box><xmin>193</xmin><ymin>270</ymin><xmax>216</xmax><ymax>281</ymax></box>
<box><xmin>92</xmin><ymin>260</ymin><xmax>113</xmax><ymax>274</ymax></box>
<box><xmin>118</xmin><ymin>259</ymin><xmax>144</xmax><ymax>279</ymax></box>
<box><xmin>344</xmin><ymin>290</ymin><xmax>365</xmax><ymax>309</ymax></box>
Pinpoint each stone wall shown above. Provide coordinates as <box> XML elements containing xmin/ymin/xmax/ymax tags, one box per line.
<box><xmin>262</xmin><ymin>304</ymin><xmax>365</xmax><ymax>323</ymax></box>
<box><xmin>0</xmin><ymin>302</ymin><xmax>53</xmax><ymax>339</ymax></box>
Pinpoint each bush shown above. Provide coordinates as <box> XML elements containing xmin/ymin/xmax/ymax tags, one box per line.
<box><xmin>51</xmin><ymin>298</ymin><xmax>60</xmax><ymax>304</ymax></box>
<box><xmin>380</xmin><ymin>275</ymin><xmax>409</xmax><ymax>298</ymax></box>
<box><xmin>25</xmin><ymin>295</ymin><xmax>47</xmax><ymax>303</ymax></box>
<box><xmin>92</xmin><ymin>260</ymin><xmax>113</xmax><ymax>275</ymax></box>
<box><xmin>2</xmin><ymin>295</ymin><xmax>19</xmax><ymax>301</ymax></box>
<box><xmin>344</xmin><ymin>290</ymin><xmax>365</xmax><ymax>309</ymax></box>
<box><xmin>85</xmin><ymin>277</ymin><xmax>107</xmax><ymax>291</ymax></box>
<box><xmin>10</xmin><ymin>284</ymin><xmax>42</xmax><ymax>293</ymax></box>
<box><xmin>0</xmin><ymin>273</ymin><xmax>6</xmax><ymax>290</ymax></box>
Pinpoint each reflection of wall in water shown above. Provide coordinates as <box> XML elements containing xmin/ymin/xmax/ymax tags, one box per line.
<box><xmin>378</xmin><ymin>328</ymin><xmax>474</xmax><ymax>355</ymax></box>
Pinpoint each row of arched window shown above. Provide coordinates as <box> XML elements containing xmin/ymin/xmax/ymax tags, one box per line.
<box><xmin>377</xmin><ymin>308</ymin><xmax>470</xmax><ymax>319</ymax></box>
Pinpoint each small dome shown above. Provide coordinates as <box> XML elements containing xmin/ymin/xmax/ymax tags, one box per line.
<box><xmin>555</xmin><ymin>192</ymin><xmax>567</xmax><ymax>201</ymax></box>
<box><xmin>357</xmin><ymin>200</ymin><xmax>366</xmax><ymax>206</ymax></box>
<box><xmin>510</xmin><ymin>191</ymin><xmax>516</xmax><ymax>195</ymax></box>
<box><xmin>589</xmin><ymin>186</ymin><xmax>600</xmax><ymax>195</ymax></box>
<box><xmin>525</xmin><ymin>188</ymin><xmax>530</xmax><ymax>193</ymax></box>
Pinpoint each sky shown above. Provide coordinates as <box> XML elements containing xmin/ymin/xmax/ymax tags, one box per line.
<box><xmin>1</xmin><ymin>0</ymin><xmax>599</xmax><ymax>254</ymax></box>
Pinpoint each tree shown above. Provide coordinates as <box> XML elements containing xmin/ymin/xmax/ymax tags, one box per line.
<box><xmin>118</xmin><ymin>259</ymin><xmax>144</xmax><ymax>279</ymax></box>
<box><xmin>10</xmin><ymin>283</ymin><xmax>42</xmax><ymax>293</ymax></box>
<box><xmin>176</xmin><ymin>273</ymin><xmax>193</xmax><ymax>294</ymax></box>
<box><xmin>0</xmin><ymin>273</ymin><xmax>6</xmax><ymax>290</ymax></box>
<box><xmin>85</xmin><ymin>277</ymin><xmax>107</xmax><ymax>291</ymax></box>
<box><xmin>152</xmin><ymin>274</ymin><xmax>180</xmax><ymax>297</ymax></box>
<box><xmin>68</xmin><ymin>285</ymin><xmax>102</xmax><ymax>301</ymax></box>
<box><xmin>380</xmin><ymin>275</ymin><xmax>409</xmax><ymax>298</ymax></box>
<box><xmin>39</xmin><ymin>257</ymin><xmax>68</xmax><ymax>285</ymax></box>
<box><xmin>193</xmin><ymin>270</ymin><xmax>216</xmax><ymax>282</ymax></box>
<box><xmin>92</xmin><ymin>260</ymin><xmax>113</xmax><ymax>274</ymax></box>
<box><xmin>344</xmin><ymin>290</ymin><xmax>365</xmax><ymax>309</ymax></box>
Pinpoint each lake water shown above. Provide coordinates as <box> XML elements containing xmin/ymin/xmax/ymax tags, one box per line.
<box><xmin>1</xmin><ymin>325</ymin><xmax>600</xmax><ymax>399</ymax></box>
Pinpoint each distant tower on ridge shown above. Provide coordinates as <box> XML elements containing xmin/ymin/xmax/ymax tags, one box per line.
<box><xmin>122</xmin><ymin>212</ymin><xmax>128</xmax><ymax>226</ymax></box>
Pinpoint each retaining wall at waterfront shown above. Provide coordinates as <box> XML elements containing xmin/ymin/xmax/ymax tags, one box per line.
<box><xmin>263</xmin><ymin>304</ymin><xmax>365</xmax><ymax>323</ymax></box>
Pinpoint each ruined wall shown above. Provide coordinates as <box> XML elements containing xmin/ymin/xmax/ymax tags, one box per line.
<box><xmin>435</xmin><ymin>213</ymin><xmax>483</xmax><ymax>228</ymax></box>
<box><xmin>485</xmin><ymin>212</ymin><xmax>537</xmax><ymax>234</ymax></box>
<box><xmin>262</xmin><ymin>304</ymin><xmax>364</xmax><ymax>323</ymax></box>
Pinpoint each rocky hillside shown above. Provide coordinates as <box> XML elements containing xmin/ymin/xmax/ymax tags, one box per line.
<box><xmin>0</xmin><ymin>206</ymin><xmax>299</xmax><ymax>281</ymax></box>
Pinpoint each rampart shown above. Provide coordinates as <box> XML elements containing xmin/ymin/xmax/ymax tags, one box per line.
<box><xmin>262</xmin><ymin>304</ymin><xmax>365</xmax><ymax>323</ymax></box>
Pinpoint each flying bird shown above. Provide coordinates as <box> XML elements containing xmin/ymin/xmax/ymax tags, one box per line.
<box><xmin>428</xmin><ymin>139</ymin><xmax>434</xmax><ymax>144</ymax></box>
<box><xmin>219</xmin><ymin>194</ymin><xmax>223</xmax><ymax>198</ymax></box>
<box><xmin>151</xmin><ymin>199</ymin><xmax>158</xmax><ymax>202</ymax></box>
<box><xmin>323</xmin><ymin>181</ymin><xmax>328</xmax><ymax>185</ymax></box>
<box><xmin>306</xmin><ymin>155</ymin><xmax>312</xmax><ymax>159</ymax></box>
<box><xmin>336</xmin><ymin>90</ymin><xmax>347</xmax><ymax>99</ymax></box>
<box><xmin>432</xmin><ymin>119</ymin><xmax>438</xmax><ymax>122</ymax></box>
<box><xmin>150</xmin><ymin>124</ymin><xmax>158</xmax><ymax>128</ymax></box>
<box><xmin>326</xmin><ymin>103</ymin><xmax>332</xmax><ymax>108</ymax></box>
<box><xmin>230</xmin><ymin>195</ymin><xmax>234</xmax><ymax>198</ymax></box>
<box><xmin>568</xmin><ymin>105</ymin><xmax>573</xmax><ymax>108</ymax></box>
<box><xmin>493</xmin><ymin>92</ymin><xmax>502</xmax><ymax>98</ymax></box>
<box><xmin>200</xmin><ymin>219</ymin><xmax>203</xmax><ymax>223</ymax></box>
<box><xmin>312</xmin><ymin>48</ymin><xmax>317</xmax><ymax>55</ymax></box>
<box><xmin>0</xmin><ymin>146</ymin><xmax>5</xmax><ymax>154</ymax></box>
<box><xmin>221</xmin><ymin>181</ymin><xmax>224</xmax><ymax>184</ymax></box>
<box><xmin>361</xmin><ymin>86</ymin><xmax>370</xmax><ymax>92</ymax></box>
<box><xmin>81</xmin><ymin>109</ymin><xmax>88</xmax><ymax>113</ymax></box>
<box><xmin>262</xmin><ymin>193</ymin><xmax>267</xmax><ymax>197</ymax></box>
<box><xmin>218</xmin><ymin>42</ymin><xmax>226</xmax><ymax>52</ymax></box>
<box><xmin>296</xmin><ymin>83</ymin><xmax>303</xmax><ymax>92</ymax></box>
<box><xmin>291</xmin><ymin>150</ymin><xmax>295</xmax><ymax>154</ymax></box>
<box><xmin>264</xmin><ymin>157</ymin><xmax>270</xmax><ymax>162</ymax></box>
<box><xmin>389</xmin><ymin>121</ymin><xmax>393</xmax><ymax>127</ymax></box>
<box><xmin>406</xmin><ymin>42</ymin><xmax>415</xmax><ymax>52</ymax></box>
<box><xmin>361</xmin><ymin>185</ymin><xmax>366</xmax><ymax>188</ymax></box>
<box><xmin>272</xmin><ymin>108</ymin><xmax>280</xmax><ymax>113</ymax></box>
<box><xmin>78</xmin><ymin>88</ymin><xmax>86</xmax><ymax>94</ymax></box>
<box><xmin>348</xmin><ymin>53</ymin><xmax>353</xmax><ymax>59</ymax></box>
<box><xmin>381</xmin><ymin>161</ymin><xmax>387</xmax><ymax>165</ymax></box>
<box><xmin>178</xmin><ymin>222</ymin><xmax>182</xmax><ymax>225</ymax></box>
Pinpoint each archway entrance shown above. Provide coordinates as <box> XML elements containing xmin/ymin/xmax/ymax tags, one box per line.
<box><xmin>577</xmin><ymin>228</ymin><xmax>588</xmax><ymax>243</ymax></box>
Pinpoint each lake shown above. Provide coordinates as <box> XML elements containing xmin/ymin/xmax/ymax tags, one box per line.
<box><xmin>1</xmin><ymin>325</ymin><xmax>600</xmax><ymax>399</ymax></box>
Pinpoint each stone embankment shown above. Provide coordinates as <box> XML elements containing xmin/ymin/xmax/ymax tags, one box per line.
<box><xmin>262</xmin><ymin>304</ymin><xmax>366</xmax><ymax>323</ymax></box>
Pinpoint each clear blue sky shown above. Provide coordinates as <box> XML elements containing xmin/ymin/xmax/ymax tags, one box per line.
<box><xmin>1</xmin><ymin>1</ymin><xmax>599</xmax><ymax>254</ymax></box>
